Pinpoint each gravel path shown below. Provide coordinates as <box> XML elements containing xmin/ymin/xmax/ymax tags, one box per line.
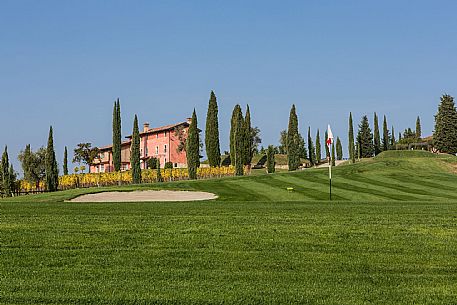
<box><xmin>69</xmin><ymin>190</ymin><xmax>218</xmax><ymax>202</ymax></box>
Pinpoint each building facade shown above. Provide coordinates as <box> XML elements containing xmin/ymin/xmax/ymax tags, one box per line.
<box><xmin>90</xmin><ymin>119</ymin><xmax>190</xmax><ymax>173</ymax></box>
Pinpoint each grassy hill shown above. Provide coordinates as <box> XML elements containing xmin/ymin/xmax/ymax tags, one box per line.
<box><xmin>1</xmin><ymin>151</ymin><xmax>457</xmax><ymax>304</ymax></box>
<box><xmin>6</xmin><ymin>150</ymin><xmax>457</xmax><ymax>203</ymax></box>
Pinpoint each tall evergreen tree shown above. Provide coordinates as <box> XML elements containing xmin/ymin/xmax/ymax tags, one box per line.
<box><xmin>390</xmin><ymin>126</ymin><xmax>396</xmax><ymax>149</ymax></box>
<box><xmin>63</xmin><ymin>146</ymin><xmax>69</xmax><ymax>175</ymax></box>
<box><xmin>243</xmin><ymin>105</ymin><xmax>253</xmax><ymax>167</ymax></box>
<box><xmin>307</xmin><ymin>127</ymin><xmax>315</xmax><ymax>165</ymax></box>
<box><xmin>2</xmin><ymin>146</ymin><xmax>11</xmax><ymax>197</ymax></box>
<box><xmin>156</xmin><ymin>159</ymin><xmax>162</xmax><ymax>182</ymax></box>
<box><xmin>416</xmin><ymin>116</ymin><xmax>422</xmax><ymax>139</ymax></box>
<box><xmin>266</xmin><ymin>145</ymin><xmax>275</xmax><ymax>174</ymax></box>
<box><xmin>130</xmin><ymin>115</ymin><xmax>141</xmax><ymax>184</ymax></box>
<box><xmin>230</xmin><ymin>105</ymin><xmax>242</xmax><ymax>165</ymax></box>
<box><xmin>336</xmin><ymin>137</ymin><xmax>343</xmax><ymax>160</ymax></box>
<box><xmin>434</xmin><ymin>94</ymin><xmax>457</xmax><ymax>154</ymax></box>
<box><xmin>45</xmin><ymin>126</ymin><xmax>59</xmax><ymax>192</ymax></box>
<box><xmin>287</xmin><ymin>105</ymin><xmax>300</xmax><ymax>171</ymax></box>
<box><xmin>373</xmin><ymin>112</ymin><xmax>381</xmax><ymax>155</ymax></box>
<box><xmin>331</xmin><ymin>142</ymin><xmax>336</xmax><ymax>166</ymax></box>
<box><xmin>356</xmin><ymin>116</ymin><xmax>374</xmax><ymax>158</ymax></box>
<box><xmin>9</xmin><ymin>164</ymin><xmax>16</xmax><ymax>194</ymax></box>
<box><xmin>348</xmin><ymin>112</ymin><xmax>355</xmax><ymax>163</ymax></box>
<box><xmin>324</xmin><ymin>130</ymin><xmax>330</xmax><ymax>159</ymax></box>
<box><xmin>187</xmin><ymin>109</ymin><xmax>200</xmax><ymax>179</ymax></box>
<box><xmin>382</xmin><ymin>115</ymin><xmax>390</xmax><ymax>151</ymax></box>
<box><xmin>112</xmin><ymin>99</ymin><xmax>122</xmax><ymax>172</ymax></box>
<box><xmin>205</xmin><ymin>91</ymin><xmax>221</xmax><ymax>167</ymax></box>
<box><xmin>233</xmin><ymin>107</ymin><xmax>245</xmax><ymax>176</ymax></box>
<box><xmin>315</xmin><ymin>129</ymin><xmax>321</xmax><ymax>163</ymax></box>
<box><xmin>297</xmin><ymin>133</ymin><xmax>307</xmax><ymax>159</ymax></box>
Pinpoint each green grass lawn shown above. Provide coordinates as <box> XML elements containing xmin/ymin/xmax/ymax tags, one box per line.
<box><xmin>1</xmin><ymin>151</ymin><xmax>457</xmax><ymax>304</ymax></box>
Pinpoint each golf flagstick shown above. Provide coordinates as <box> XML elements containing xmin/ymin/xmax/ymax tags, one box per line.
<box><xmin>326</xmin><ymin>125</ymin><xmax>334</xmax><ymax>201</ymax></box>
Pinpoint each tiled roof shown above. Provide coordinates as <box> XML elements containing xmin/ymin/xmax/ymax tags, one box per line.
<box><xmin>125</xmin><ymin>120</ymin><xmax>190</xmax><ymax>138</ymax></box>
<box><xmin>99</xmin><ymin>140</ymin><xmax>131</xmax><ymax>150</ymax></box>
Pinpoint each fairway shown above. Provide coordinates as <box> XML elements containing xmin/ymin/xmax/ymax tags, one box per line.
<box><xmin>1</xmin><ymin>152</ymin><xmax>457</xmax><ymax>304</ymax></box>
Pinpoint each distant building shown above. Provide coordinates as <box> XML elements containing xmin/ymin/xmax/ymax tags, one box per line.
<box><xmin>90</xmin><ymin>119</ymin><xmax>191</xmax><ymax>173</ymax></box>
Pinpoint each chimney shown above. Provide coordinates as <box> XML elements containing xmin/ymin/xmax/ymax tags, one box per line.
<box><xmin>143</xmin><ymin>122</ymin><xmax>150</xmax><ymax>132</ymax></box>
<box><xmin>186</xmin><ymin>117</ymin><xmax>192</xmax><ymax>124</ymax></box>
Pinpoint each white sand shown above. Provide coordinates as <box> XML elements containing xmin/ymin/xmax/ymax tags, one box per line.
<box><xmin>69</xmin><ymin>190</ymin><xmax>217</xmax><ymax>202</ymax></box>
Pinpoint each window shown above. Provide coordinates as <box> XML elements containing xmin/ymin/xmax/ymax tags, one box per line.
<box><xmin>156</xmin><ymin>133</ymin><xmax>159</xmax><ymax>139</ymax></box>
<box><xmin>156</xmin><ymin>146</ymin><xmax>159</xmax><ymax>154</ymax></box>
<box><xmin>100</xmin><ymin>164</ymin><xmax>105</xmax><ymax>172</ymax></box>
<box><xmin>100</xmin><ymin>152</ymin><xmax>105</xmax><ymax>159</ymax></box>
<box><xmin>145</xmin><ymin>148</ymin><xmax>148</xmax><ymax>156</ymax></box>
<box><xmin>164</xmin><ymin>131</ymin><xmax>167</xmax><ymax>137</ymax></box>
<box><xmin>164</xmin><ymin>144</ymin><xmax>167</xmax><ymax>153</ymax></box>
<box><xmin>174</xmin><ymin>163</ymin><xmax>178</xmax><ymax>168</ymax></box>
<box><xmin>140</xmin><ymin>148</ymin><xmax>143</xmax><ymax>156</ymax></box>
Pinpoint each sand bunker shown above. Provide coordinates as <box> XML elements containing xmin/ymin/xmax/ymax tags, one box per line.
<box><xmin>69</xmin><ymin>190</ymin><xmax>218</xmax><ymax>202</ymax></box>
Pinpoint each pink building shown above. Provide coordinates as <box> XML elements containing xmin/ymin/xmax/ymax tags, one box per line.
<box><xmin>91</xmin><ymin>119</ymin><xmax>191</xmax><ymax>173</ymax></box>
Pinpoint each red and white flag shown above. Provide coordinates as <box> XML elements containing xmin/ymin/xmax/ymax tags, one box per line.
<box><xmin>326</xmin><ymin>125</ymin><xmax>334</xmax><ymax>148</ymax></box>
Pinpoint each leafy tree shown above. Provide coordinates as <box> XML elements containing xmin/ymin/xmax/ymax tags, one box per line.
<box><xmin>382</xmin><ymin>115</ymin><xmax>390</xmax><ymax>151</ymax></box>
<box><xmin>331</xmin><ymin>142</ymin><xmax>336</xmax><ymax>166</ymax></box>
<box><xmin>266</xmin><ymin>145</ymin><xmax>275</xmax><ymax>173</ymax></box>
<box><xmin>63</xmin><ymin>146</ymin><xmax>69</xmax><ymax>175</ymax></box>
<box><xmin>287</xmin><ymin>105</ymin><xmax>300</xmax><ymax>171</ymax></box>
<box><xmin>243</xmin><ymin>105</ymin><xmax>253</xmax><ymax>166</ymax></box>
<box><xmin>278</xmin><ymin>130</ymin><xmax>287</xmax><ymax>154</ymax></box>
<box><xmin>315</xmin><ymin>129</ymin><xmax>321</xmax><ymax>163</ymax></box>
<box><xmin>164</xmin><ymin>162</ymin><xmax>173</xmax><ymax>169</ymax></box>
<box><xmin>187</xmin><ymin>109</ymin><xmax>200</xmax><ymax>179</ymax></box>
<box><xmin>45</xmin><ymin>126</ymin><xmax>59</xmax><ymax>192</ymax></box>
<box><xmin>416</xmin><ymin>116</ymin><xmax>422</xmax><ymax>139</ymax></box>
<box><xmin>131</xmin><ymin>115</ymin><xmax>141</xmax><ymax>184</ymax></box>
<box><xmin>356</xmin><ymin>115</ymin><xmax>374</xmax><ymax>158</ymax></box>
<box><xmin>9</xmin><ymin>165</ymin><xmax>17</xmax><ymax>194</ymax></box>
<box><xmin>205</xmin><ymin>91</ymin><xmax>221</xmax><ymax>167</ymax></box>
<box><xmin>73</xmin><ymin>143</ymin><xmax>99</xmax><ymax>173</ymax></box>
<box><xmin>348</xmin><ymin>112</ymin><xmax>355</xmax><ymax>163</ymax></box>
<box><xmin>251</xmin><ymin>126</ymin><xmax>262</xmax><ymax>155</ymax></box>
<box><xmin>112</xmin><ymin>99</ymin><xmax>122</xmax><ymax>171</ymax></box>
<box><xmin>2</xmin><ymin>147</ymin><xmax>11</xmax><ymax>196</ymax></box>
<box><xmin>18</xmin><ymin>145</ymin><xmax>46</xmax><ymax>189</ymax></box>
<box><xmin>373</xmin><ymin>112</ymin><xmax>381</xmax><ymax>155</ymax></box>
<box><xmin>336</xmin><ymin>137</ymin><xmax>343</xmax><ymax>160</ymax></box>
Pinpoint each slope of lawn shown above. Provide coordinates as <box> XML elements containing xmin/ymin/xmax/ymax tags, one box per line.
<box><xmin>4</xmin><ymin>150</ymin><xmax>457</xmax><ymax>203</ymax></box>
<box><xmin>1</xmin><ymin>151</ymin><xmax>457</xmax><ymax>304</ymax></box>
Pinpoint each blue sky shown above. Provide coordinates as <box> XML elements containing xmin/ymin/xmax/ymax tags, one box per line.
<box><xmin>1</xmin><ymin>1</ymin><xmax>456</xmax><ymax>174</ymax></box>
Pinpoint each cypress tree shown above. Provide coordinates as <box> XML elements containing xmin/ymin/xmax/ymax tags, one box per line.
<box><xmin>187</xmin><ymin>109</ymin><xmax>200</xmax><ymax>179</ymax></box>
<box><xmin>373</xmin><ymin>112</ymin><xmax>381</xmax><ymax>155</ymax></box>
<box><xmin>233</xmin><ymin>106</ymin><xmax>245</xmax><ymax>176</ymax></box>
<box><xmin>230</xmin><ymin>105</ymin><xmax>242</xmax><ymax>165</ymax></box>
<box><xmin>416</xmin><ymin>116</ymin><xmax>422</xmax><ymax>139</ymax></box>
<box><xmin>130</xmin><ymin>115</ymin><xmax>141</xmax><ymax>184</ymax></box>
<box><xmin>324</xmin><ymin>130</ymin><xmax>330</xmax><ymax>159</ymax></box>
<box><xmin>287</xmin><ymin>105</ymin><xmax>300</xmax><ymax>171</ymax></box>
<box><xmin>205</xmin><ymin>91</ymin><xmax>221</xmax><ymax>167</ymax></box>
<box><xmin>63</xmin><ymin>146</ymin><xmax>68</xmax><ymax>176</ymax></box>
<box><xmin>356</xmin><ymin>115</ymin><xmax>374</xmax><ymax>158</ymax></box>
<box><xmin>2</xmin><ymin>147</ymin><xmax>11</xmax><ymax>197</ymax></box>
<box><xmin>113</xmin><ymin>99</ymin><xmax>122</xmax><ymax>172</ymax></box>
<box><xmin>382</xmin><ymin>115</ymin><xmax>389</xmax><ymax>151</ymax></box>
<box><xmin>266</xmin><ymin>145</ymin><xmax>275</xmax><ymax>174</ymax></box>
<box><xmin>45</xmin><ymin>126</ymin><xmax>59</xmax><ymax>192</ymax></box>
<box><xmin>434</xmin><ymin>94</ymin><xmax>457</xmax><ymax>154</ymax></box>
<box><xmin>9</xmin><ymin>164</ymin><xmax>16</xmax><ymax>194</ymax></box>
<box><xmin>336</xmin><ymin>137</ymin><xmax>343</xmax><ymax>160</ymax></box>
<box><xmin>244</xmin><ymin>105</ymin><xmax>253</xmax><ymax>167</ymax></box>
<box><xmin>348</xmin><ymin>112</ymin><xmax>355</xmax><ymax>163</ymax></box>
<box><xmin>156</xmin><ymin>159</ymin><xmax>162</xmax><ymax>182</ymax></box>
<box><xmin>331</xmin><ymin>142</ymin><xmax>336</xmax><ymax>166</ymax></box>
<box><xmin>390</xmin><ymin>126</ymin><xmax>396</xmax><ymax>149</ymax></box>
<box><xmin>307</xmin><ymin>127</ymin><xmax>315</xmax><ymax>166</ymax></box>
<box><xmin>315</xmin><ymin>129</ymin><xmax>321</xmax><ymax>163</ymax></box>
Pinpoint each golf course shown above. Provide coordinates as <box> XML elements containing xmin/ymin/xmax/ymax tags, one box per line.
<box><xmin>1</xmin><ymin>150</ymin><xmax>456</xmax><ymax>304</ymax></box>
